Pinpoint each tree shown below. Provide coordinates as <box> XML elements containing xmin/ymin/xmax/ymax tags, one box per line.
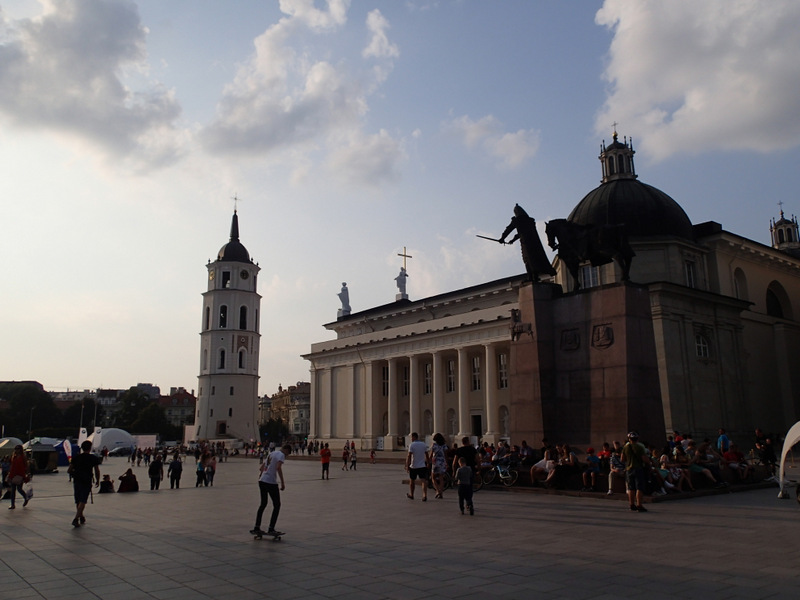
<box><xmin>115</xmin><ymin>387</ymin><xmax>151</xmax><ymax>429</ymax></box>
<box><xmin>131</xmin><ymin>403</ymin><xmax>180</xmax><ymax>439</ymax></box>
<box><xmin>0</xmin><ymin>382</ymin><xmax>62</xmax><ymax>439</ymax></box>
<box><xmin>63</xmin><ymin>397</ymin><xmax>104</xmax><ymax>430</ymax></box>
<box><xmin>260</xmin><ymin>418</ymin><xmax>288</xmax><ymax>445</ymax></box>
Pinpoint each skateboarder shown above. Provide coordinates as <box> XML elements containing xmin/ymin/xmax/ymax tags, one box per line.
<box><xmin>250</xmin><ymin>443</ymin><xmax>292</xmax><ymax>537</ymax></box>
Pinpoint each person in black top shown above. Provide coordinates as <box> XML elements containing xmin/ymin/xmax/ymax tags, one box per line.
<box><xmin>67</xmin><ymin>440</ymin><xmax>101</xmax><ymax>527</ymax></box>
<box><xmin>452</xmin><ymin>436</ymin><xmax>479</xmax><ymax>478</ymax></box>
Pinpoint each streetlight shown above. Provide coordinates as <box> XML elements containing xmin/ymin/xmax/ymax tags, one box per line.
<box><xmin>28</xmin><ymin>406</ymin><xmax>36</xmax><ymax>442</ymax></box>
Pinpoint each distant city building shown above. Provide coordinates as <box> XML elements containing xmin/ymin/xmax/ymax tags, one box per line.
<box><xmin>266</xmin><ymin>383</ymin><xmax>311</xmax><ymax>440</ymax></box>
<box><xmin>192</xmin><ymin>210</ymin><xmax>262</xmax><ymax>443</ymax></box>
<box><xmin>156</xmin><ymin>388</ymin><xmax>197</xmax><ymax>429</ymax></box>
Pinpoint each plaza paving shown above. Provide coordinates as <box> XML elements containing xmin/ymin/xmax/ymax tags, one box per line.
<box><xmin>1</xmin><ymin>454</ymin><xmax>797</xmax><ymax>600</ymax></box>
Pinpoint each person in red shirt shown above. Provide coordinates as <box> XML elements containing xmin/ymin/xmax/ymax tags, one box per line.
<box><xmin>722</xmin><ymin>443</ymin><xmax>753</xmax><ymax>482</ymax></box>
<box><xmin>6</xmin><ymin>445</ymin><xmax>30</xmax><ymax>509</ymax></box>
<box><xmin>319</xmin><ymin>443</ymin><xmax>331</xmax><ymax>480</ymax></box>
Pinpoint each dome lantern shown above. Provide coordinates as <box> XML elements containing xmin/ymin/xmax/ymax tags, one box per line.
<box><xmin>600</xmin><ymin>128</ymin><xmax>637</xmax><ymax>183</ymax></box>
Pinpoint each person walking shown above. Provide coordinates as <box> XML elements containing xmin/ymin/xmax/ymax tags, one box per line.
<box><xmin>250</xmin><ymin>443</ymin><xmax>292</xmax><ymax>537</ymax></box>
<box><xmin>148</xmin><ymin>453</ymin><xmax>164</xmax><ymax>490</ymax></box>
<box><xmin>621</xmin><ymin>431</ymin><xmax>650</xmax><ymax>512</ymax></box>
<box><xmin>405</xmin><ymin>432</ymin><xmax>429</xmax><ymax>501</ymax></box>
<box><xmin>350</xmin><ymin>447</ymin><xmax>357</xmax><ymax>471</ymax></box>
<box><xmin>6</xmin><ymin>445</ymin><xmax>31</xmax><ymax>509</ymax></box>
<box><xmin>168</xmin><ymin>456</ymin><xmax>183</xmax><ymax>489</ymax></box>
<box><xmin>67</xmin><ymin>440</ymin><xmax>101</xmax><ymax>527</ymax></box>
<box><xmin>320</xmin><ymin>443</ymin><xmax>331</xmax><ymax>479</ymax></box>
<box><xmin>455</xmin><ymin>457</ymin><xmax>474</xmax><ymax>515</ymax></box>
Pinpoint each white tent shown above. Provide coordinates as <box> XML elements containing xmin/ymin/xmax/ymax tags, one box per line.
<box><xmin>777</xmin><ymin>420</ymin><xmax>800</xmax><ymax>499</ymax></box>
<box><xmin>0</xmin><ymin>437</ymin><xmax>24</xmax><ymax>456</ymax></box>
<box><xmin>87</xmin><ymin>428</ymin><xmax>134</xmax><ymax>452</ymax></box>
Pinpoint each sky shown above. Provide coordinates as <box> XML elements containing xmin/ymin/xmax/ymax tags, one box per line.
<box><xmin>2</xmin><ymin>0</ymin><xmax>800</xmax><ymax>399</ymax></box>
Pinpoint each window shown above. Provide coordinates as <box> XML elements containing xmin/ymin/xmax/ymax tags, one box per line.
<box><xmin>203</xmin><ymin>349</ymin><xmax>208</xmax><ymax>371</ymax></box>
<box><xmin>402</xmin><ymin>366</ymin><xmax>410</xmax><ymax>396</ymax></box>
<box><xmin>238</xmin><ymin>350</ymin><xmax>245</xmax><ymax>369</ymax></box>
<box><xmin>695</xmin><ymin>334</ymin><xmax>710</xmax><ymax>359</ymax></box>
<box><xmin>211</xmin><ymin>386</ymin><xmax>215</xmax><ymax>395</ymax></box>
<box><xmin>229</xmin><ymin>408</ymin><xmax>233</xmax><ymax>417</ymax></box>
<box><xmin>229</xmin><ymin>386</ymin><xmax>234</xmax><ymax>395</ymax></box>
<box><xmin>684</xmin><ymin>261</ymin><xmax>697</xmax><ymax>288</ymax></box>
<box><xmin>204</xmin><ymin>307</ymin><xmax>210</xmax><ymax>330</ymax></box>
<box><xmin>424</xmin><ymin>363</ymin><xmax>432</xmax><ymax>395</ymax></box>
<box><xmin>471</xmin><ymin>356</ymin><xmax>481</xmax><ymax>391</ymax></box>
<box><xmin>498</xmin><ymin>353</ymin><xmax>508</xmax><ymax>389</ymax></box>
<box><xmin>239</xmin><ymin>306</ymin><xmax>247</xmax><ymax>330</ymax></box>
<box><xmin>446</xmin><ymin>360</ymin><xmax>456</xmax><ymax>393</ymax></box>
<box><xmin>219</xmin><ymin>305</ymin><xmax>228</xmax><ymax>328</ymax></box>
<box><xmin>579</xmin><ymin>265</ymin><xmax>600</xmax><ymax>289</ymax></box>
<box><xmin>222</xmin><ymin>271</ymin><xmax>231</xmax><ymax>288</ymax></box>
<box><xmin>381</xmin><ymin>366</ymin><xmax>389</xmax><ymax>397</ymax></box>
<box><xmin>218</xmin><ymin>350</ymin><xmax>225</xmax><ymax>369</ymax></box>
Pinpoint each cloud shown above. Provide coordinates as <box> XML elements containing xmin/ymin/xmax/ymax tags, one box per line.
<box><xmin>444</xmin><ymin>115</ymin><xmax>540</xmax><ymax>169</ymax></box>
<box><xmin>326</xmin><ymin>129</ymin><xmax>405</xmax><ymax>186</ymax></box>
<box><xmin>0</xmin><ymin>0</ymin><xmax>183</xmax><ymax>169</ymax></box>
<box><xmin>595</xmin><ymin>0</ymin><xmax>800</xmax><ymax>160</ymax></box>
<box><xmin>363</xmin><ymin>9</ymin><xmax>399</xmax><ymax>59</ymax></box>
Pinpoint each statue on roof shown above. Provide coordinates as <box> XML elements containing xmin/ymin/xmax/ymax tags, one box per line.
<box><xmin>337</xmin><ymin>282</ymin><xmax>351</xmax><ymax>318</ymax></box>
<box><xmin>499</xmin><ymin>204</ymin><xmax>556</xmax><ymax>282</ymax></box>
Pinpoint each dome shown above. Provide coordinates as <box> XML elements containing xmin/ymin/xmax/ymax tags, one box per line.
<box><xmin>568</xmin><ymin>178</ymin><xmax>695</xmax><ymax>241</ymax></box>
<box><xmin>217</xmin><ymin>211</ymin><xmax>251</xmax><ymax>263</ymax></box>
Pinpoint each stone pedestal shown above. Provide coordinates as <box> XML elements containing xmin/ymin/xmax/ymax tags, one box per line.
<box><xmin>510</xmin><ymin>281</ymin><xmax>665</xmax><ymax>447</ymax></box>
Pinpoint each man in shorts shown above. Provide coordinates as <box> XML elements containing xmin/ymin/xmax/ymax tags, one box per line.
<box><xmin>621</xmin><ymin>431</ymin><xmax>650</xmax><ymax>512</ymax></box>
<box><xmin>319</xmin><ymin>443</ymin><xmax>331</xmax><ymax>479</ymax></box>
<box><xmin>405</xmin><ymin>432</ymin><xmax>429</xmax><ymax>501</ymax></box>
<box><xmin>67</xmin><ymin>440</ymin><xmax>101</xmax><ymax>527</ymax></box>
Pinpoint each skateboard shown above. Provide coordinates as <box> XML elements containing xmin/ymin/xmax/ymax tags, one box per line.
<box><xmin>250</xmin><ymin>528</ymin><xmax>284</xmax><ymax>541</ymax></box>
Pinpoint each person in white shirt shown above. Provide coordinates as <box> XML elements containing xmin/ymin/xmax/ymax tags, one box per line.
<box><xmin>250</xmin><ymin>443</ymin><xmax>292</xmax><ymax>535</ymax></box>
<box><xmin>405</xmin><ymin>432</ymin><xmax>429</xmax><ymax>501</ymax></box>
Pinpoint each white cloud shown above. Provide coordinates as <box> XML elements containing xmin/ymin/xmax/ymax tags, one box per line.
<box><xmin>202</xmin><ymin>0</ymin><xmax>403</xmax><ymax>187</ymax></box>
<box><xmin>444</xmin><ymin>115</ymin><xmax>540</xmax><ymax>169</ymax></box>
<box><xmin>363</xmin><ymin>9</ymin><xmax>399</xmax><ymax>59</ymax></box>
<box><xmin>0</xmin><ymin>0</ymin><xmax>183</xmax><ymax>169</ymax></box>
<box><xmin>327</xmin><ymin>129</ymin><xmax>405</xmax><ymax>186</ymax></box>
<box><xmin>595</xmin><ymin>0</ymin><xmax>800</xmax><ymax>160</ymax></box>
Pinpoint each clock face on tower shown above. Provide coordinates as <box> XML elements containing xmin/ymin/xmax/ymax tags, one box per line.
<box><xmin>240</xmin><ymin>270</ymin><xmax>249</xmax><ymax>280</ymax></box>
<box><xmin>208</xmin><ymin>271</ymin><xmax>215</xmax><ymax>280</ymax></box>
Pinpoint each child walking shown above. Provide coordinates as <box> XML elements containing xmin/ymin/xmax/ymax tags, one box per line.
<box><xmin>455</xmin><ymin>457</ymin><xmax>474</xmax><ymax>515</ymax></box>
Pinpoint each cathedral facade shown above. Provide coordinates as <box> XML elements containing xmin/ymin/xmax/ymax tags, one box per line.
<box><xmin>304</xmin><ymin>133</ymin><xmax>800</xmax><ymax>449</ymax></box>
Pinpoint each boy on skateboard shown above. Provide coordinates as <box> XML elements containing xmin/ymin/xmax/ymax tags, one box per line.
<box><xmin>251</xmin><ymin>443</ymin><xmax>291</xmax><ymax>538</ymax></box>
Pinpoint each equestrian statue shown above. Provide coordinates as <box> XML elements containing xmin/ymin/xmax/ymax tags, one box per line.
<box><xmin>497</xmin><ymin>204</ymin><xmax>556</xmax><ymax>282</ymax></box>
<box><xmin>545</xmin><ymin>218</ymin><xmax>635</xmax><ymax>290</ymax></box>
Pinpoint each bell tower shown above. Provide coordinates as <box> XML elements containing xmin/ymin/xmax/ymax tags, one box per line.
<box><xmin>194</xmin><ymin>210</ymin><xmax>261</xmax><ymax>443</ymax></box>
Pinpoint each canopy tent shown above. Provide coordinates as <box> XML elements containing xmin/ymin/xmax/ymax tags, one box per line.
<box><xmin>0</xmin><ymin>437</ymin><xmax>24</xmax><ymax>457</ymax></box>
<box><xmin>777</xmin><ymin>420</ymin><xmax>800</xmax><ymax>499</ymax></box>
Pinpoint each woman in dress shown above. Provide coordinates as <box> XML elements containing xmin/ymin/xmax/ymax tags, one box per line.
<box><xmin>429</xmin><ymin>433</ymin><xmax>449</xmax><ymax>499</ymax></box>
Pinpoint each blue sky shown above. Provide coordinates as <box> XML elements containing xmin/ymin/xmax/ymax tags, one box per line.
<box><xmin>2</xmin><ymin>0</ymin><xmax>800</xmax><ymax>397</ymax></box>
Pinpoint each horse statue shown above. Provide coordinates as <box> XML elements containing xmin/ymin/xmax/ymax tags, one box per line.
<box><xmin>545</xmin><ymin>219</ymin><xmax>635</xmax><ymax>290</ymax></box>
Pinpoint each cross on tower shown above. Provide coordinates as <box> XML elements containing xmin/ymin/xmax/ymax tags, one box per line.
<box><xmin>778</xmin><ymin>200</ymin><xmax>785</xmax><ymax>217</ymax></box>
<box><xmin>397</xmin><ymin>246</ymin><xmax>412</xmax><ymax>270</ymax></box>
<box><xmin>232</xmin><ymin>194</ymin><xmax>242</xmax><ymax>212</ymax></box>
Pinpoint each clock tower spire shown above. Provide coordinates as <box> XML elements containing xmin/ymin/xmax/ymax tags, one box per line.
<box><xmin>193</xmin><ymin>210</ymin><xmax>262</xmax><ymax>444</ymax></box>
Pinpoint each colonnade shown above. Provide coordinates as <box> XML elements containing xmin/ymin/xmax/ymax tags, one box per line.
<box><xmin>309</xmin><ymin>341</ymin><xmax>510</xmax><ymax>448</ymax></box>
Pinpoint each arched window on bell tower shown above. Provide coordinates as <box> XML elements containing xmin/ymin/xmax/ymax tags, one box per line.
<box><xmin>219</xmin><ymin>305</ymin><xmax>228</xmax><ymax>328</ymax></box>
<box><xmin>239</xmin><ymin>306</ymin><xmax>248</xmax><ymax>330</ymax></box>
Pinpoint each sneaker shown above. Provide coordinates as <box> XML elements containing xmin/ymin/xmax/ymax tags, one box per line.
<box><xmin>630</xmin><ymin>505</ymin><xmax>638</xmax><ymax>511</ymax></box>
<box><xmin>606</xmin><ymin>490</ymin><xmax>613</xmax><ymax>496</ymax></box>
<box><xmin>8</xmin><ymin>505</ymin><xmax>14</xmax><ymax>510</ymax></box>
<box><xmin>79</xmin><ymin>516</ymin><xmax>86</xmax><ymax>524</ymax></box>
<box><xmin>636</xmin><ymin>505</ymin><xmax>648</xmax><ymax>512</ymax></box>
<box><xmin>664</xmin><ymin>481</ymin><xmax>676</xmax><ymax>490</ymax></box>
<box><xmin>72</xmin><ymin>518</ymin><xmax>80</xmax><ymax>527</ymax></box>
<box><xmin>23</xmin><ymin>494</ymin><xmax>30</xmax><ymax>507</ymax></box>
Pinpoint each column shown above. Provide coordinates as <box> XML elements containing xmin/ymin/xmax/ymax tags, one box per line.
<box><xmin>309</xmin><ymin>367</ymin><xmax>317</xmax><ymax>439</ymax></box>
<box><xmin>432</xmin><ymin>351</ymin><xmax>445</xmax><ymax>436</ymax></box>
<box><xmin>483</xmin><ymin>343</ymin><xmax>500</xmax><ymax>444</ymax></box>
<box><xmin>409</xmin><ymin>355</ymin><xmax>420</xmax><ymax>436</ymax></box>
<box><xmin>385</xmin><ymin>358</ymin><xmax>398</xmax><ymax>450</ymax></box>
<box><xmin>363</xmin><ymin>361</ymin><xmax>375</xmax><ymax>444</ymax></box>
<box><xmin>320</xmin><ymin>367</ymin><xmax>332</xmax><ymax>439</ymax></box>
<box><xmin>457</xmin><ymin>347</ymin><xmax>470</xmax><ymax>438</ymax></box>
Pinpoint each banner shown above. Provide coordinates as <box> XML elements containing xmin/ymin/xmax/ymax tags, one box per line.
<box><xmin>77</xmin><ymin>428</ymin><xmax>88</xmax><ymax>446</ymax></box>
<box><xmin>62</xmin><ymin>439</ymin><xmax>72</xmax><ymax>459</ymax></box>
